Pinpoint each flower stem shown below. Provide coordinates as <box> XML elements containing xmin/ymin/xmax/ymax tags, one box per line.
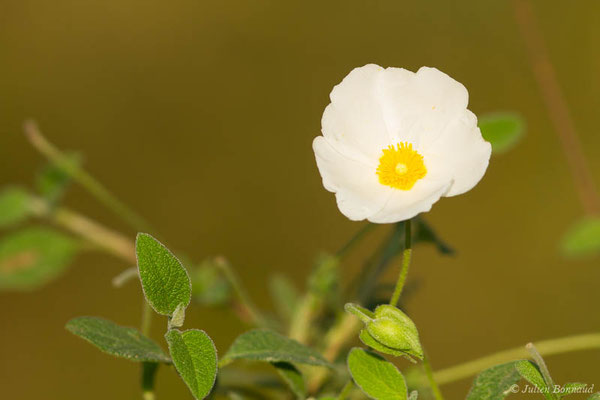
<box><xmin>433</xmin><ymin>333</ymin><xmax>600</xmax><ymax>385</ymax></box>
<box><xmin>389</xmin><ymin>219</ymin><xmax>412</xmax><ymax>307</ymax></box>
<box><xmin>23</xmin><ymin>120</ymin><xmax>154</xmax><ymax>231</ymax></box>
<box><xmin>422</xmin><ymin>352</ymin><xmax>444</xmax><ymax>400</ymax></box>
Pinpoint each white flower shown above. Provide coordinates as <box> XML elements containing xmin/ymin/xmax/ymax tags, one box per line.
<box><xmin>313</xmin><ymin>64</ymin><xmax>491</xmax><ymax>223</ymax></box>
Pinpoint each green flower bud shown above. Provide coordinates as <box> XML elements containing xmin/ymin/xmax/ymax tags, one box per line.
<box><xmin>366</xmin><ymin>305</ymin><xmax>423</xmax><ymax>360</ymax></box>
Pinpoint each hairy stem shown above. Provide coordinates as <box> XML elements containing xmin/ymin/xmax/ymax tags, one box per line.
<box><xmin>434</xmin><ymin>333</ymin><xmax>600</xmax><ymax>385</ymax></box>
<box><xmin>23</xmin><ymin>120</ymin><xmax>154</xmax><ymax>231</ymax></box>
<box><xmin>390</xmin><ymin>219</ymin><xmax>412</xmax><ymax>307</ymax></box>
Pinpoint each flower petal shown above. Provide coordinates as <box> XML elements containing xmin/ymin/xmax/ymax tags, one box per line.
<box><xmin>321</xmin><ymin>64</ymin><xmax>391</xmax><ymax>162</ymax></box>
<box><xmin>368</xmin><ymin>178</ymin><xmax>451</xmax><ymax>223</ymax></box>
<box><xmin>313</xmin><ymin>136</ymin><xmax>392</xmax><ymax>221</ymax></box>
<box><xmin>423</xmin><ymin>110</ymin><xmax>492</xmax><ymax>197</ymax></box>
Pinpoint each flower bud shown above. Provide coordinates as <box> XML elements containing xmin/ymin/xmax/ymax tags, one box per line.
<box><xmin>365</xmin><ymin>305</ymin><xmax>423</xmax><ymax>360</ymax></box>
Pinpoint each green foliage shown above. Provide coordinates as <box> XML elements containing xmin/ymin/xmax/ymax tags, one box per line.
<box><xmin>479</xmin><ymin>112</ymin><xmax>525</xmax><ymax>154</ymax></box>
<box><xmin>272</xmin><ymin>362</ymin><xmax>306</xmax><ymax>399</ymax></box>
<box><xmin>561</xmin><ymin>216</ymin><xmax>600</xmax><ymax>258</ymax></box>
<box><xmin>347</xmin><ymin>348</ymin><xmax>408</xmax><ymax>400</ymax></box>
<box><xmin>358</xmin><ymin>329</ymin><xmax>414</xmax><ymax>361</ymax></box>
<box><xmin>36</xmin><ymin>152</ymin><xmax>81</xmax><ymax>203</ymax></box>
<box><xmin>220</xmin><ymin>329</ymin><xmax>331</xmax><ymax>367</ymax></box>
<box><xmin>269</xmin><ymin>274</ymin><xmax>299</xmax><ymax>323</ymax></box>
<box><xmin>65</xmin><ymin>316</ymin><xmax>170</xmax><ymax>363</ymax></box>
<box><xmin>191</xmin><ymin>258</ymin><xmax>232</xmax><ymax>306</ymax></box>
<box><xmin>166</xmin><ymin>329</ymin><xmax>218</xmax><ymax>399</ymax></box>
<box><xmin>0</xmin><ymin>227</ymin><xmax>79</xmax><ymax>290</ymax></box>
<box><xmin>0</xmin><ymin>187</ymin><xmax>31</xmax><ymax>228</ymax></box>
<box><xmin>466</xmin><ymin>361</ymin><xmax>521</xmax><ymax>400</ymax></box>
<box><xmin>413</xmin><ymin>218</ymin><xmax>454</xmax><ymax>255</ymax></box>
<box><xmin>136</xmin><ymin>233</ymin><xmax>191</xmax><ymax>316</ymax></box>
<box><xmin>516</xmin><ymin>360</ymin><xmax>554</xmax><ymax>400</ymax></box>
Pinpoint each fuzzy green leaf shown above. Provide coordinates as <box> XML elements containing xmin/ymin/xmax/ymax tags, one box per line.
<box><xmin>561</xmin><ymin>216</ymin><xmax>600</xmax><ymax>258</ymax></box>
<box><xmin>166</xmin><ymin>329</ymin><xmax>218</xmax><ymax>400</ymax></box>
<box><xmin>0</xmin><ymin>187</ymin><xmax>31</xmax><ymax>228</ymax></box>
<box><xmin>516</xmin><ymin>361</ymin><xmax>553</xmax><ymax>400</ymax></box>
<box><xmin>347</xmin><ymin>348</ymin><xmax>408</xmax><ymax>400</ymax></box>
<box><xmin>221</xmin><ymin>329</ymin><xmax>331</xmax><ymax>367</ymax></box>
<box><xmin>479</xmin><ymin>112</ymin><xmax>524</xmax><ymax>154</ymax></box>
<box><xmin>0</xmin><ymin>227</ymin><xmax>79</xmax><ymax>290</ymax></box>
<box><xmin>272</xmin><ymin>362</ymin><xmax>306</xmax><ymax>399</ymax></box>
<box><xmin>466</xmin><ymin>361</ymin><xmax>521</xmax><ymax>400</ymax></box>
<box><xmin>136</xmin><ymin>233</ymin><xmax>191</xmax><ymax>316</ymax></box>
<box><xmin>66</xmin><ymin>316</ymin><xmax>170</xmax><ymax>363</ymax></box>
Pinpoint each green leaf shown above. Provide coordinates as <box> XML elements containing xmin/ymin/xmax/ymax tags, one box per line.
<box><xmin>347</xmin><ymin>348</ymin><xmax>408</xmax><ymax>400</ymax></box>
<box><xmin>0</xmin><ymin>187</ymin><xmax>31</xmax><ymax>228</ymax></box>
<box><xmin>65</xmin><ymin>316</ymin><xmax>170</xmax><ymax>363</ymax></box>
<box><xmin>221</xmin><ymin>329</ymin><xmax>331</xmax><ymax>367</ymax></box>
<box><xmin>272</xmin><ymin>362</ymin><xmax>306</xmax><ymax>399</ymax></box>
<box><xmin>36</xmin><ymin>152</ymin><xmax>82</xmax><ymax>203</ymax></box>
<box><xmin>466</xmin><ymin>361</ymin><xmax>521</xmax><ymax>400</ymax></box>
<box><xmin>166</xmin><ymin>329</ymin><xmax>218</xmax><ymax>400</ymax></box>
<box><xmin>479</xmin><ymin>112</ymin><xmax>525</xmax><ymax>154</ymax></box>
<box><xmin>269</xmin><ymin>274</ymin><xmax>299</xmax><ymax>323</ymax></box>
<box><xmin>136</xmin><ymin>233</ymin><xmax>191</xmax><ymax>316</ymax></box>
<box><xmin>516</xmin><ymin>361</ymin><xmax>553</xmax><ymax>400</ymax></box>
<box><xmin>413</xmin><ymin>218</ymin><xmax>454</xmax><ymax>255</ymax></box>
<box><xmin>561</xmin><ymin>216</ymin><xmax>600</xmax><ymax>258</ymax></box>
<box><xmin>358</xmin><ymin>330</ymin><xmax>415</xmax><ymax>362</ymax></box>
<box><xmin>191</xmin><ymin>259</ymin><xmax>231</xmax><ymax>306</ymax></box>
<box><xmin>0</xmin><ymin>227</ymin><xmax>79</xmax><ymax>290</ymax></box>
<box><xmin>408</xmin><ymin>391</ymin><xmax>418</xmax><ymax>400</ymax></box>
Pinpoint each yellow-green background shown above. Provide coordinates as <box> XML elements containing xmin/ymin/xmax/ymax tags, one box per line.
<box><xmin>1</xmin><ymin>0</ymin><xmax>599</xmax><ymax>398</ymax></box>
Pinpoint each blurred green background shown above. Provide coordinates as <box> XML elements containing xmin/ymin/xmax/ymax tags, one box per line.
<box><xmin>1</xmin><ymin>0</ymin><xmax>599</xmax><ymax>398</ymax></box>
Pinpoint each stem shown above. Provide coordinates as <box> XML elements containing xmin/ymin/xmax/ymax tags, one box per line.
<box><xmin>389</xmin><ymin>219</ymin><xmax>412</xmax><ymax>307</ymax></box>
<box><xmin>23</xmin><ymin>120</ymin><xmax>154</xmax><ymax>231</ymax></box>
<box><xmin>29</xmin><ymin>196</ymin><xmax>136</xmax><ymax>263</ymax></box>
<box><xmin>337</xmin><ymin>381</ymin><xmax>354</xmax><ymax>400</ymax></box>
<box><xmin>512</xmin><ymin>0</ymin><xmax>600</xmax><ymax>215</ymax></box>
<box><xmin>422</xmin><ymin>352</ymin><xmax>444</xmax><ymax>400</ymax></box>
<box><xmin>433</xmin><ymin>333</ymin><xmax>600</xmax><ymax>385</ymax></box>
<box><xmin>214</xmin><ymin>256</ymin><xmax>268</xmax><ymax>328</ymax></box>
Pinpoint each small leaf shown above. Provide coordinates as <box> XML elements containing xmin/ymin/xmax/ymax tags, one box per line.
<box><xmin>169</xmin><ymin>303</ymin><xmax>186</xmax><ymax>328</ymax></box>
<box><xmin>347</xmin><ymin>348</ymin><xmax>408</xmax><ymax>400</ymax></box>
<box><xmin>272</xmin><ymin>362</ymin><xmax>306</xmax><ymax>399</ymax></box>
<box><xmin>191</xmin><ymin>258</ymin><xmax>232</xmax><ymax>306</ymax></box>
<box><xmin>0</xmin><ymin>227</ymin><xmax>79</xmax><ymax>290</ymax></box>
<box><xmin>479</xmin><ymin>112</ymin><xmax>525</xmax><ymax>154</ymax></box>
<box><xmin>136</xmin><ymin>233</ymin><xmax>191</xmax><ymax>316</ymax></box>
<box><xmin>66</xmin><ymin>316</ymin><xmax>170</xmax><ymax>363</ymax></box>
<box><xmin>221</xmin><ymin>329</ymin><xmax>331</xmax><ymax>367</ymax></box>
<box><xmin>358</xmin><ymin>330</ymin><xmax>415</xmax><ymax>362</ymax></box>
<box><xmin>516</xmin><ymin>361</ymin><xmax>553</xmax><ymax>400</ymax></box>
<box><xmin>466</xmin><ymin>361</ymin><xmax>521</xmax><ymax>400</ymax></box>
<box><xmin>561</xmin><ymin>216</ymin><xmax>600</xmax><ymax>258</ymax></box>
<box><xmin>345</xmin><ymin>302</ymin><xmax>375</xmax><ymax>324</ymax></box>
<box><xmin>413</xmin><ymin>218</ymin><xmax>454</xmax><ymax>255</ymax></box>
<box><xmin>408</xmin><ymin>391</ymin><xmax>418</xmax><ymax>400</ymax></box>
<box><xmin>269</xmin><ymin>274</ymin><xmax>299</xmax><ymax>323</ymax></box>
<box><xmin>0</xmin><ymin>187</ymin><xmax>31</xmax><ymax>228</ymax></box>
<box><xmin>166</xmin><ymin>329</ymin><xmax>218</xmax><ymax>400</ymax></box>
<box><xmin>36</xmin><ymin>152</ymin><xmax>82</xmax><ymax>203</ymax></box>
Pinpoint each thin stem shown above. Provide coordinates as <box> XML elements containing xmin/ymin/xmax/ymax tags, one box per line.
<box><xmin>214</xmin><ymin>256</ymin><xmax>269</xmax><ymax>328</ymax></box>
<box><xmin>389</xmin><ymin>219</ymin><xmax>412</xmax><ymax>307</ymax></box>
<box><xmin>433</xmin><ymin>333</ymin><xmax>600</xmax><ymax>385</ymax></box>
<box><xmin>422</xmin><ymin>352</ymin><xmax>444</xmax><ymax>400</ymax></box>
<box><xmin>23</xmin><ymin>120</ymin><xmax>154</xmax><ymax>231</ymax></box>
<box><xmin>337</xmin><ymin>381</ymin><xmax>354</xmax><ymax>400</ymax></box>
<box><xmin>29</xmin><ymin>196</ymin><xmax>136</xmax><ymax>263</ymax></box>
<box><xmin>141</xmin><ymin>302</ymin><xmax>153</xmax><ymax>336</ymax></box>
<box><xmin>512</xmin><ymin>0</ymin><xmax>600</xmax><ymax>214</ymax></box>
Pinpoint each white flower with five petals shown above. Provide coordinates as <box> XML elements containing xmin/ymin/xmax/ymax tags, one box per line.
<box><xmin>313</xmin><ymin>64</ymin><xmax>492</xmax><ymax>223</ymax></box>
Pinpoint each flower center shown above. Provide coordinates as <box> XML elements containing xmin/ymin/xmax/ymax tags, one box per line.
<box><xmin>376</xmin><ymin>142</ymin><xmax>427</xmax><ymax>190</ymax></box>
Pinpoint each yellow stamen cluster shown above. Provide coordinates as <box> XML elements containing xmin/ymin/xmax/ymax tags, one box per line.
<box><xmin>376</xmin><ymin>142</ymin><xmax>427</xmax><ymax>190</ymax></box>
